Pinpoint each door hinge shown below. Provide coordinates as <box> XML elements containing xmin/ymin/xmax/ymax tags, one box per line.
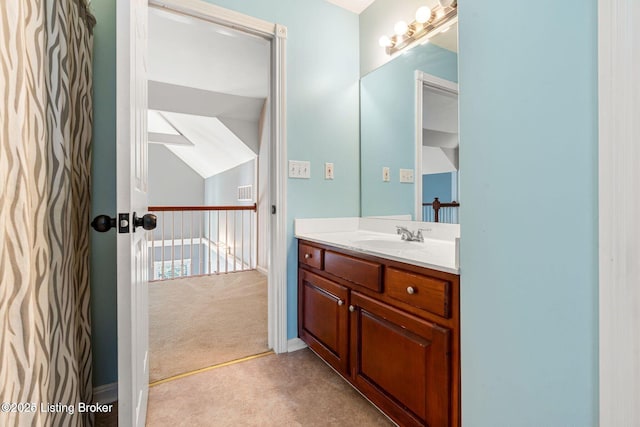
<box><xmin>118</xmin><ymin>213</ymin><xmax>130</xmax><ymax>233</ymax></box>
<box><xmin>271</xmin><ymin>205</ymin><xmax>277</xmax><ymax>214</ymax></box>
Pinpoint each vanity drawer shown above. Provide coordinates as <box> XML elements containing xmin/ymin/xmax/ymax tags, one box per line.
<box><xmin>299</xmin><ymin>243</ymin><xmax>324</xmax><ymax>270</ymax></box>
<box><xmin>385</xmin><ymin>267</ymin><xmax>450</xmax><ymax>318</ymax></box>
<box><xmin>324</xmin><ymin>251</ymin><xmax>382</xmax><ymax>292</ymax></box>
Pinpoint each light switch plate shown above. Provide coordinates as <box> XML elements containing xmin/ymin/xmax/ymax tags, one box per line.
<box><xmin>289</xmin><ymin>160</ymin><xmax>311</xmax><ymax>179</ymax></box>
<box><xmin>382</xmin><ymin>167</ymin><xmax>391</xmax><ymax>182</ymax></box>
<box><xmin>325</xmin><ymin>162</ymin><xmax>334</xmax><ymax>180</ymax></box>
<box><xmin>399</xmin><ymin>168</ymin><xmax>414</xmax><ymax>183</ymax></box>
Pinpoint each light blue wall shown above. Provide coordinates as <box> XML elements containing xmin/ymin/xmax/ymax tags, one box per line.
<box><xmin>360</xmin><ymin>43</ymin><xmax>457</xmax><ymax>217</ymax></box>
<box><xmin>423</xmin><ymin>172</ymin><xmax>452</xmax><ymax>203</ymax></box>
<box><xmin>89</xmin><ymin>0</ymin><xmax>360</xmax><ymax>387</ymax></box>
<box><xmin>458</xmin><ymin>1</ymin><xmax>599</xmax><ymax>426</ymax></box>
<box><xmin>90</xmin><ymin>0</ymin><xmax>118</xmax><ymax>386</ymax></box>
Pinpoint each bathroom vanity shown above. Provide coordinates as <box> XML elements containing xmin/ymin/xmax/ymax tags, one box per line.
<box><xmin>295</xmin><ymin>218</ymin><xmax>460</xmax><ymax>427</ymax></box>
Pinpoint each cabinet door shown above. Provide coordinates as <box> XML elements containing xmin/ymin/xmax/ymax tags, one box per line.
<box><xmin>298</xmin><ymin>270</ymin><xmax>349</xmax><ymax>374</ymax></box>
<box><xmin>350</xmin><ymin>292</ymin><xmax>451</xmax><ymax>427</ymax></box>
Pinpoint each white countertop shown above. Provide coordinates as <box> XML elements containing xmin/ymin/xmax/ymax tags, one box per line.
<box><xmin>295</xmin><ymin>217</ymin><xmax>460</xmax><ymax>275</ymax></box>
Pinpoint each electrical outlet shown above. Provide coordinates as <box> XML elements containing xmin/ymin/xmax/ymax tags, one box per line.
<box><xmin>382</xmin><ymin>167</ymin><xmax>391</xmax><ymax>182</ymax></box>
<box><xmin>325</xmin><ymin>162</ymin><xmax>334</xmax><ymax>180</ymax></box>
<box><xmin>399</xmin><ymin>168</ymin><xmax>414</xmax><ymax>183</ymax></box>
<box><xmin>289</xmin><ymin>160</ymin><xmax>311</xmax><ymax>179</ymax></box>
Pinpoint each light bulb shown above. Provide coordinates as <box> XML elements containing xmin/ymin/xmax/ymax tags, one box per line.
<box><xmin>378</xmin><ymin>35</ymin><xmax>392</xmax><ymax>47</ymax></box>
<box><xmin>394</xmin><ymin>20</ymin><xmax>409</xmax><ymax>36</ymax></box>
<box><xmin>415</xmin><ymin>6</ymin><xmax>432</xmax><ymax>23</ymax></box>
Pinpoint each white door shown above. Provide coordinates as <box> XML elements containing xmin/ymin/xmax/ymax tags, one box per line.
<box><xmin>116</xmin><ymin>1</ymin><xmax>150</xmax><ymax>426</ymax></box>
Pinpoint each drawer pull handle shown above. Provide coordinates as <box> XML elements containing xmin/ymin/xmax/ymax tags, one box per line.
<box><xmin>337</xmin><ymin>299</ymin><xmax>344</xmax><ymax>306</ymax></box>
<box><xmin>349</xmin><ymin>305</ymin><xmax>355</xmax><ymax>312</ymax></box>
<box><xmin>406</xmin><ymin>286</ymin><xmax>416</xmax><ymax>295</ymax></box>
<box><xmin>304</xmin><ymin>253</ymin><xmax>312</xmax><ymax>259</ymax></box>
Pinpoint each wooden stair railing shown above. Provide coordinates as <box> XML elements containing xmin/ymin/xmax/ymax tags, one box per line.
<box><xmin>422</xmin><ymin>197</ymin><xmax>460</xmax><ymax>223</ymax></box>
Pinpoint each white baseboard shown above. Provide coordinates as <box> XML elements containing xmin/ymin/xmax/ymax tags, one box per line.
<box><xmin>256</xmin><ymin>265</ymin><xmax>268</xmax><ymax>275</ymax></box>
<box><xmin>287</xmin><ymin>338</ymin><xmax>307</xmax><ymax>353</ymax></box>
<box><xmin>93</xmin><ymin>382</ymin><xmax>117</xmax><ymax>404</ymax></box>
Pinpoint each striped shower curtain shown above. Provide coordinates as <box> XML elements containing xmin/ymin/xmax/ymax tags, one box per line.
<box><xmin>0</xmin><ymin>1</ymin><xmax>95</xmax><ymax>426</ymax></box>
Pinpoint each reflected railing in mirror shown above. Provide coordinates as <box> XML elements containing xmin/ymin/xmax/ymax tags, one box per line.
<box><xmin>422</xmin><ymin>197</ymin><xmax>459</xmax><ymax>224</ymax></box>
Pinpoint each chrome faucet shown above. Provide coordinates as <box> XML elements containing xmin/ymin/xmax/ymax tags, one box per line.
<box><xmin>395</xmin><ymin>226</ymin><xmax>424</xmax><ymax>242</ymax></box>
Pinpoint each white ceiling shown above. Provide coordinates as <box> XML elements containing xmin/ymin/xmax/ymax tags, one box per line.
<box><xmin>148</xmin><ymin>7</ymin><xmax>270</xmax><ymax>98</ymax></box>
<box><xmin>324</xmin><ymin>0</ymin><xmax>375</xmax><ymax>14</ymax></box>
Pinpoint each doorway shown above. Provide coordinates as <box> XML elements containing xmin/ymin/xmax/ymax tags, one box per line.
<box><xmin>415</xmin><ymin>71</ymin><xmax>459</xmax><ymax>222</ymax></box>
<box><xmin>145</xmin><ymin>4</ymin><xmax>272</xmax><ymax>383</ymax></box>
<box><xmin>114</xmin><ymin>1</ymin><xmax>287</xmax><ymax>423</ymax></box>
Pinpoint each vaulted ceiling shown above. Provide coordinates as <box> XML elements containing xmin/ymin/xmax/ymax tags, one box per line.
<box><xmin>148</xmin><ymin>7</ymin><xmax>269</xmax><ymax>178</ymax></box>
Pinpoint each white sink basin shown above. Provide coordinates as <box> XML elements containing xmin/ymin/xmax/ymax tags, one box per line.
<box><xmin>351</xmin><ymin>238</ymin><xmax>425</xmax><ymax>251</ymax></box>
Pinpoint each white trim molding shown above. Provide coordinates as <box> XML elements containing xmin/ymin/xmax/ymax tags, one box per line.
<box><xmin>93</xmin><ymin>382</ymin><xmax>118</xmax><ymax>404</ymax></box>
<box><xmin>598</xmin><ymin>0</ymin><xmax>640</xmax><ymax>426</ymax></box>
<box><xmin>270</xmin><ymin>22</ymin><xmax>288</xmax><ymax>354</ymax></box>
<box><xmin>287</xmin><ymin>338</ymin><xmax>308</xmax><ymax>353</ymax></box>
<box><xmin>148</xmin><ymin>0</ymin><xmax>288</xmax><ymax>355</ymax></box>
<box><xmin>150</xmin><ymin>0</ymin><xmax>276</xmax><ymax>36</ymax></box>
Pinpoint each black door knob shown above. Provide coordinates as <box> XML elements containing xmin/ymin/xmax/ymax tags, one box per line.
<box><xmin>91</xmin><ymin>215</ymin><xmax>117</xmax><ymax>233</ymax></box>
<box><xmin>133</xmin><ymin>212</ymin><xmax>157</xmax><ymax>231</ymax></box>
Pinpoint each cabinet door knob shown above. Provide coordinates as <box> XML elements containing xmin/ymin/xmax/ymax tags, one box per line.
<box><xmin>304</xmin><ymin>253</ymin><xmax>311</xmax><ymax>259</ymax></box>
<box><xmin>337</xmin><ymin>299</ymin><xmax>344</xmax><ymax>306</ymax></box>
<box><xmin>349</xmin><ymin>305</ymin><xmax>355</xmax><ymax>312</ymax></box>
<box><xmin>406</xmin><ymin>286</ymin><xmax>416</xmax><ymax>295</ymax></box>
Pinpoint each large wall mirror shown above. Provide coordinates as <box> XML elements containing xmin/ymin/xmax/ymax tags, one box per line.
<box><xmin>360</xmin><ymin>19</ymin><xmax>458</xmax><ymax>222</ymax></box>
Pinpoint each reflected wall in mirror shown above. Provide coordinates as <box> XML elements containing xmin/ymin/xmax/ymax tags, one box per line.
<box><xmin>360</xmin><ymin>24</ymin><xmax>458</xmax><ymax>222</ymax></box>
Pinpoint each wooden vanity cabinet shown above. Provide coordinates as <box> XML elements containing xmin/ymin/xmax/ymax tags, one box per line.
<box><xmin>298</xmin><ymin>240</ymin><xmax>460</xmax><ymax>427</ymax></box>
<box><xmin>298</xmin><ymin>270</ymin><xmax>350</xmax><ymax>374</ymax></box>
<box><xmin>350</xmin><ymin>292</ymin><xmax>450</xmax><ymax>427</ymax></box>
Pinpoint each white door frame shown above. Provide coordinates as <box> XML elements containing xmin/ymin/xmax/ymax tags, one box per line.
<box><xmin>147</xmin><ymin>0</ymin><xmax>289</xmax><ymax>354</ymax></box>
<box><xmin>414</xmin><ymin>71</ymin><xmax>459</xmax><ymax>220</ymax></box>
<box><xmin>598</xmin><ymin>0</ymin><xmax>640</xmax><ymax>425</ymax></box>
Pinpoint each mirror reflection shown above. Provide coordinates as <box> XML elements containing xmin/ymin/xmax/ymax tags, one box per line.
<box><xmin>360</xmin><ymin>24</ymin><xmax>458</xmax><ymax>222</ymax></box>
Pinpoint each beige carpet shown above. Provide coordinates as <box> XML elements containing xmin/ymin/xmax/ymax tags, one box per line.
<box><xmin>149</xmin><ymin>270</ymin><xmax>268</xmax><ymax>383</ymax></box>
<box><xmin>147</xmin><ymin>349</ymin><xmax>394</xmax><ymax>426</ymax></box>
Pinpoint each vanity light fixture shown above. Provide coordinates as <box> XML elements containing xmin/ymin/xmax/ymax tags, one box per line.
<box><xmin>394</xmin><ymin>20</ymin><xmax>409</xmax><ymax>36</ymax></box>
<box><xmin>380</xmin><ymin>1</ymin><xmax>457</xmax><ymax>55</ymax></box>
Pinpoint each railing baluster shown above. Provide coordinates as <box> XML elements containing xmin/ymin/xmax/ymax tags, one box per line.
<box><xmin>209</xmin><ymin>211</ymin><xmax>213</xmax><ymax>275</ymax></box>
<box><xmin>216</xmin><ymin>211</ymin><xmax>220</xmax><ymax>275</ymax></box>
<box><xmin>198</xmin><ymin>211</ymin><xmax>202</xmax><ymax>276</ymax></box>
<box><xmin>233</xmin><ymin>211</ymin><xmax>237</xmax><ymax>272</ymax></box>
<box><xmin>161</xmin><ymin>211</ymin><xmax>165</xmax><ymax>280</ymax></box>
<box><xmin>190</xmin><ymin>211</ymin><xmax>194</xmax><ymax>275</ymax></box>
<box><xmin>241</xmin><ymin>210</ymin><xmax>245</xmax><ymax>271</ymax></box>
<box><xmin>171</xmin><ymin>211</ymin><xmax>175</xmax><ymax>279</ymax></box>
<box><xmin>181</xmin><ymin>211</ymin><xmax>184</xmax><ymax>276</ymax></box>
<box><xmin>225</xmin><ymin>211</ymin><xmax>229</xmax><ymax>274</ymax></box>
